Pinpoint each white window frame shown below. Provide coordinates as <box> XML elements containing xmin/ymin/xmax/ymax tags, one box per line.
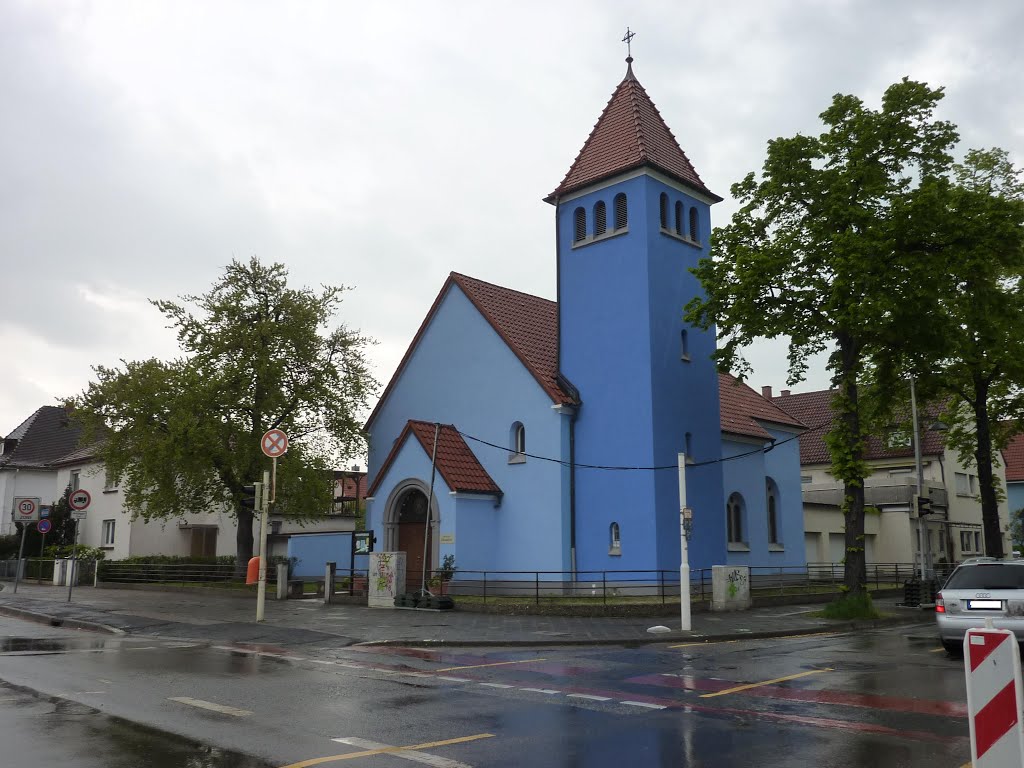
<box><xmin>70</xmin><ymin>470</ymin><xmax>81</xmax><ymax>492</ymax></box>
<box><xmin>955</xmin><ymin>472</ymin><xmax>970</xmax><ymax>497</ymax></box>
<box><xmin>609</xmin><ymin>522</ymin><xmax>621</xmax><ymax>555</ymax></box>
<box><xmin>101</xmin><ymin>519</ymin><xmax>115</xmax><ymax>547</ymax></box>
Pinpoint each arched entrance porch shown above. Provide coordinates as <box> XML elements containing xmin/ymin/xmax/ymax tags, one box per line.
<box><xmin>383</xmin><ymin>481</ymin><xmax>440</xmax><ymax>592</ymax></box>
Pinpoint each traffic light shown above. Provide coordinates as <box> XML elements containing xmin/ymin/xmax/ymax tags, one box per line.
<box><xmin>241</xmin><ymin>482</ymin><xmax>264</xmax><ymax>513</ymax></box>
<box><xmin>915</xmin><ymin>494</ymin><xmax>934</xmax><ymax>516</ymax></box>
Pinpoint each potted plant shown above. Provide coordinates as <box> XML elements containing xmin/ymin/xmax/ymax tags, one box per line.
<box><xmin>429</xmin><ymin>554</ymin><xmax>457</xmax><ymax>596</ymax></box>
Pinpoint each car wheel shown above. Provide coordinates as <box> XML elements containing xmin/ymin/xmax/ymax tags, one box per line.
<box><xmin>942</xmin><ymin>640</ymin><xmax>963</xmax><ymax>658</ymax></box>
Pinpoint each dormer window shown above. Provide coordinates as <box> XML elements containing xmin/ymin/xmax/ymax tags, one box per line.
<box><xmin>594</xmin><ymin>201</ymin><xmax>607</xmax><ymax>236</ymax></box>
<box><xmin>614</xmin><ymin>193</ymin><xmax>628</xmax><ymax>230</ymax></box>
<box><xmin>689</xmin><ymin>207</ymin><xmax>699</xmax><ymax>242</ymax></box>
<box><xmin>659</xmin><ymin>193</ymin><xmax>668</xmax><ymax>229</ymax></box>
<box><xmin>573</xmin><ymin>207</ymin><xmax>586</xmax><ymax>242</ymax></box>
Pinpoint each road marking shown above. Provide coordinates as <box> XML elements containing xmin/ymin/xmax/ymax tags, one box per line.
<box><xmin>776</xmin><ymin>609</ymin><xmax>816</xmax><ymax>617</ymax></box>
<box><xmin>621</xmin><ymin>701</ymin><xmax>667</xmax><ymax>710</ymax></box>
<box><xmin>478</xmin><ymin>683</ymin><xmax>514</xmax><ymax>689</ymax></box>
<box><xmin>699</xmin><ymin>668</ymin><xmax>833</xmax><ymax>698</ymax></box>
<box><xmin>332</xmin><ymin>737</ymin><xmax>474</xmax><ymax>768</ymax></box>
<box><xmin>520</xmin><ymin>688</ymin><xmax>560</xmax><ymax>694</ymax></box>
<box><xmin>435</xmin><ymin>676</ymin><xmax>471</xmax><ymax>683</ymax></box>
<box><xmin>929</xmin><ymin>648</ymin><xmax>946</xmax><ymax>653</ymax></box>
<box><xmin>669</xmin><ymin>640</ymin><xmax>739</xmax><ymax>649</ymax></box>
<box><xmin>168</xmin><ymin>697</ymin><xmax>252</xmax><ymax>716</ymax></box>
<box><xmin>309</xmin><ymin>659</ymin><xmax>337</xmax><ymax>665</ymax></box>
<box><xmin>435</xmin><ymin>658</ymin><xmax>546</xmax><ymax>672</ymax></box>
<box><xmin>277</xmin><ymin>733</ymin><xmax>494</xmax><ymax>767</ymax></box>
<box><xmin>567</xmin><ymin>694</ymin><xmax>612</xmax><ymax>702</ymax></box>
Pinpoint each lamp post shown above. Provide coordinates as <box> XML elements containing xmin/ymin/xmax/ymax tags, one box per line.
<box><xmin>909</xmin><ymin>377</ymin><xmax>933</xmax><ymax>581</ymax></box>
<box><xmin>678</xmin><ymin>453</ymin><xmax>693</xmax><ymax>631</ymax></box>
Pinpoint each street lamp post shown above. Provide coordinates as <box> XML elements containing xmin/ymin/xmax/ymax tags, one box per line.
<box><xmin>678</xmin><ymin>453</ymin><xmax>693</xmax><ymax>631</ymax></box>
<box><xmin>910</xmin><ymin>377</ymin><xmax>930</xmax><ymax>581</ymax></box>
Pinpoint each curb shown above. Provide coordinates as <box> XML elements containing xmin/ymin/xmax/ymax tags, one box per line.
<box><xmin>0</xmin><ymin>603</ymin><xmax>125</xmax><ymax>636</ymax></box>
<box><xmin>356</xmin><ymin>613</ymin><xmax>933</xmax><ymax>648</ymax></box>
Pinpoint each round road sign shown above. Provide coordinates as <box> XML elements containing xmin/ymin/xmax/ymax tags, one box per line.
<box><xmin>16</xmin><ymin>498</ymin><xmax>37</xmax><ymax>518</ymax></box>
<box><xmin>36</xmin><ymin>519</ymin><xmax>52</xmax><ymax>534</ymax></box>
<box><xmin>69</xmin><ymin>489</ymin><xmax>91</xmax><ymax>511</ymax></box>
<box><xmin>261</xmin><ymin>429</ymin><xmax>289</xmax><ymax>458</ymax></box>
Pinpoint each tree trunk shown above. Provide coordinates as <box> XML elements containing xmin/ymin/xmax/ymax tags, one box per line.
<box><xmin>836</xmin><ymin>334</ymin><xmax>867</xmax><ymax>595</ymax></box>
<box><xmin>236</xmin><ymin>508</ymin><xmax>255</xmax><ymax>570</ymax></box>
<box><xmin>972</xmin><ymin>377</ymin><xmax>1005</xmax><ymax>558</ymax></box>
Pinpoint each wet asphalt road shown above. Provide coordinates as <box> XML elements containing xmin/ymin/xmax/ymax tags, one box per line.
<box><xmin>0</xmin><ymin>616</ymin><xmax>970</xmax><ymax>767</ymax></box>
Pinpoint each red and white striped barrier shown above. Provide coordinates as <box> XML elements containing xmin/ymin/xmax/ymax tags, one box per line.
<box><xmin>965</xmin><ymin>626</ymin><xmax>1024</xmax><ymax>766</ymax></box>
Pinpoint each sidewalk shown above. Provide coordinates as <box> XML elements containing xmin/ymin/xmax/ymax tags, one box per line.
<box><xmin>0</xmin><ymin>582</ymin><xmax>933</xmax><ymax>649</ymax></box>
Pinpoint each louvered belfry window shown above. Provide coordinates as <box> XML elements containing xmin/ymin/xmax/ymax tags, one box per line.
<box><xmin>594</xmin><ymin>201</ymin><xmax>607</xmax><ymax>236</ymax></box>
<box><xmin>675</xmin><ymin>201</ymin><xmax>684</xmax><ymax>235</ymax></box>
<box><xmin>689</xmin><ymin>207</ymin><xmax>699</xmax><ymax>241</ymax></box>
<box><xmin>614</xmin><ymin>193</ymin><xmax>628</xmax><ymax>229</ymax></box>
<box><xmin>659</xmin><ymin>193</ymin><xmax>668</xmax><ymax>229</ymax></box>
<box><xmin>574</xmin><ymin>207</ymin><xmax>586</xmax><ymax>242</ymax></box>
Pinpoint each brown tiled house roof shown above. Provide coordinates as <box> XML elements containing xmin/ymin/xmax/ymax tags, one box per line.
<box><xmin>545</xmin><ymin>63</ymin><xmax>719</xmax><ymax>203</ymax></box>
<box><xmin>367</xmin><ymin>420</ymin><xmax>501</xmax><ymax>498</ymax></box>
<box><xmin>365</xmin><ymin>272</ymin><xmax>575</xmax><ymax>429</ymax></box>
<box><xmin>719</xmin><ymin>374</ymin><xmax>805</xmax><ymax>440</ymax></box>
<box><xmin>772</xmin><ymin>389</ymin><xmax>947</xmax><ymax>465</ymax></box>
<box><xmin>1004</xmin><ymin>433</ymin><xmax>1024</xmax><ymax>482</ymax></box>
<box><xmin>1</xmin><ymin>406</ymin><xmax>84</xmax><ymax>469</ymax></box>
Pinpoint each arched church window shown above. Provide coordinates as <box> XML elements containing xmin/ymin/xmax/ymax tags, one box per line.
<box><xmin>509</xmin><ymin>422</ymin><xmax>526</xmax><ymax>463</ymax></box>
<box><xmin>680</xmin><ymin>329</ymin><xmax>690</xmax><ymax>360</ymax></box>
<box><xmin>767</xmin><ymin>478</ymin><xmax>781</xmax><ymax>545</ymax></box>
<box><xmin>594</xmin><ymin>201</ymin><xmax>607</xmax><ymax>236</ymax></box>
<box><xmin>659</xmin><ymin>193</ymin><xmax>668</xmax><ymax>229</ymax></box>
<box><xmin>726</xmin><ymin>492</ymin><xmax>745</xmax><ymax>544</ymax></box>
<box><xmin>574</xmin><ymin>207</ymin><xmax>586</xmax><ymax>242</ymax></box>
<box><xmin>614</xmin><ymin>193</ymin><xmax>628</xmax><ymax>230</ymax></box>
<box><xmin>675</xmin><ymin>201</ymin><xmax>684</xmax><ymax>235</ymax></box>
<box><xmin>689</xmin><ymin>207</ymin><xmax>699</xmax><ymax>241</ymax></box>
<box><xmin>609</xmin><ymin>522</ymin><xmax>621</xmax><ymax>554</ymax></box>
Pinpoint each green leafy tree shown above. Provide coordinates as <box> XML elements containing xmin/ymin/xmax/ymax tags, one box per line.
<box><xmin>912</xmin><ymin>149</ymin><xmax>1024</xmax><ymax>558</ymax></box>
<box><xmin>685</xmin><ymin>79</ymin><xmax>958</xmax><ymax>596</ymax></box>
<box><xmin>73</xmin><ymin>258</ymin><xmax>376</xmax><ymax>565</ymax></box>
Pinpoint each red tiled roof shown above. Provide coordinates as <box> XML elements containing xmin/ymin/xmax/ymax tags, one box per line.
<box><xmin>546</xmin><ymin>63</ymin><xmax>719</xmax><ymax>203</ymax></box>
<box><xmin>367</xmin><ymin>421</ymin><xmax>501</xmax><ymax>498</ymax></box>
<box><xmin>365</xmin><ymin>273</ymin><xmax>575</xmax><ymax>429</ymax></box>
<box><xmin>333</xmin><ymin>471</ymin><xmax>368</xmax><ymax>501</ymax></box>
<box><xmin>719</xmin><ymin>374</ymin><xmax>805</xmax><ymax>440</ymax></box>
<box><xmin>772</xmin><ymin>389</ymin><xmax>947</xmax><ymax>465</ymax></box>
<box><xmin>1004</xmin><ymin>433</ymin><xmax>1024</xmax><ymax>482</ymax></box>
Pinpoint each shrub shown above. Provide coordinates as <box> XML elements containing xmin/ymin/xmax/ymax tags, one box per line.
<box><xmin>821</xmin><ymin>592</ymin><xmax>880</xmax><ymax>620</ymax></box>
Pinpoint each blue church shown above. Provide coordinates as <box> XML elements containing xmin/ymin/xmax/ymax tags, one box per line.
<box><xmin>364</xmin><ymin>58</ymin><xmax>806</xmax><ymax>587</ymax></box>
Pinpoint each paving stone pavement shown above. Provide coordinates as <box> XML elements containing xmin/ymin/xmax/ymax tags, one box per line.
<box><xmin>0</xmin><ymin>582</ymin><xmax>932</xmax><ymax>648</ymax></box>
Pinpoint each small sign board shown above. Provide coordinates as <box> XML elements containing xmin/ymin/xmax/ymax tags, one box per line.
<box><xmin>39</xmin><ymin>505</ymin><xmax>51</xmax><ymax>519</ymax></box>
<box><xmin>261</xmin><ymin>429</ymin><xmax>289</xmax><ymax>458</ymax></box>
<box><xmin>69</xmin><ymin>489</ymin><xmax>91</xmax><ymax>511</ymax></box>
<box><xmin>353</xmin><ymin>531</ymin><xmax>375</xmax><ymax>555</ymax></box>
<box><xmin>71</xmin><ymin>510</ymin><xmax>88</xmax><ymax>521</ymax></box>
<box><xmin>13</xmin><ymin>497</ymin><xmax>40</xmax><ymax>522</ymax></box>
<box><xmin>439</xmin><ymin>533</ymin><xmax>455</xmax><ymax>545</ymax></box>
<box><xmin>36</xmin><ymin>519</ymin><xmax>52</xmax><ymax>534</ymax></box>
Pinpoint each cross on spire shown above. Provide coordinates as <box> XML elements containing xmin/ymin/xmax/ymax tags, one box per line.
<box><xmin>622</xmin><ymin>27</ymin><xmax>636</xmax><ymax>61</ymax></box>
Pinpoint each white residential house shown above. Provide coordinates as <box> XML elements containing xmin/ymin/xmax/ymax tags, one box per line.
<box><xmin>773</xmin><ymin>388</ymin><xmax>1012</xmax><ymax>568</ymax></box>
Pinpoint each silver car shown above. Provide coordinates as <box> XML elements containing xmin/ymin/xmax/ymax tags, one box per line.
<box><xmin>936</xmin><ymin>559</ymin><xmax>1024</xmax><ymax>655</ymax></box>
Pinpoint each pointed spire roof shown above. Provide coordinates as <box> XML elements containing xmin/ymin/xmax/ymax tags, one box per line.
<box><xmin>545</xmin><ymin>62</ymin><xmax>720</xmax><ymax>204</ymax></box>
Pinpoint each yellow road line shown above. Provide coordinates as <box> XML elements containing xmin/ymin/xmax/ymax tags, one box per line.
<box><xmin>930</xmin><ymin>648</ymin><xmax>947</xmax><ymax>653</ymax></box>
<box><xmin>435</xmin><ymin>658</ymin><xmax>546</xmax><ymax>672</ymax></box>
<box><xmin>669</xmin><ymin>640</ymin><xmax>739</xmax><ymax>649</ymax></box>
<box><xmin>699</xmin><ymin>668</ymin><xmax>833</xmax><ymax>699</ymax></box>
<box><xmin>277</xmin><ymin>734</ymin><xmax>494</xmax><ymax>768</ymax></box>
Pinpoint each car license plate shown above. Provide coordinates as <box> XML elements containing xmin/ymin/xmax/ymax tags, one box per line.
<box><xmin>968</xmin><ymin>599</ymin><xmax>1002</xmax><ymax>610</ymax></box>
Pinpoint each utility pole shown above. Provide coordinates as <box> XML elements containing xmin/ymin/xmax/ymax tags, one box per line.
<box><xmin>678</xmin><ymin>453</ymin><xmax>693</xmax><ymax>631</ymax></box>
<box><xmin>910</xmin><ymin>377</ymin><xmax>930</xmax><ymax>581</ymax></box>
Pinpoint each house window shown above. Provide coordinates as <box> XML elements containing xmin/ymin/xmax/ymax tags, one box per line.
<box><xmin>614</xmin><ymin>193</ymin><xmax>628</xmax><ymax>229</ymax></box>
<box><xmin>70</xmin><ymin>470</ymin><xmax>81</xmax><ymax>492</ymax></box>
<box><xmin>675</xmin><ymin>201</ymin><xmax>684</xmax><ymax>235</ymax></box>
<box><xmin>975</xmin><ymin>531</ymin><xmax>982</xmax><ymax>553</ymax></box>
<box><xmin>939</xmin><ymin>529</ymin><xmax>946</xmax><ymax>555</ymax></box>
<box><xmin>101</xmin><ymin>520</ymin><xmax>115</xmax><ymax>547</ymax></box>
<box><xmin>509</xmin><ymin>422</ymin><xmax>526</xmax><ymax>463</ymax></box>
<box><xmin>104</xmin><ymin>468</ymin><xmax>119</xmax><ymax>492</ymax></box>
<box><xmin>970</xmin><ymin>475</ymin><xmax>978</xmax><ymax>495</ymax></box>
<box><xmin>955</xmin><ymin>472</ymin><xmax>970</xmax><ymax>496</ymax></box>
<box><xmin>961</xmin><ymin>531</ymin><xmax>972</xmax><ymax>552</ymax></box>
<box><xmin>609</xmin><ymin>522</ymin><xmax>621</xmax><ymax>555</ymax></box>
<box><xmin>689</xmin><ymin>207</ymin><xmax>699</xmax><ymax>241</ymax></box>
<box><xmin>800</xmin><ymin>475</ymin><xmax>813</xmax><ymax>484</ymax></box>
<box><xmin>680</xmin><ymin>329</ymin><xmax>690</xmax><ymax>360</ymax></box>
<box><xmin>726</xmin><ymin>492</ymin><xmax>745</xmax><ymax>544</ymax></box>
<box><xmin>594</xmin><ymin>201</ymin><xmax>607</xmax><ymax>236</ymax></box>
<box><xmin>659</xmin><ymin>193</ymin><xmax>668</xmax><ymax>229</ymax></box>
<box><xmin>573</xmin><ymin>207</ymin><xmax>586</xmax><ymax>242</ymax></box>
<box><xmin>766</xmin><ymin>478</ymin><xmax>780</xmax><ymax>545</ymax></box>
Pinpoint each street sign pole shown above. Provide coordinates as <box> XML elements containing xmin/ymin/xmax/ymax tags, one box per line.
<box><xmin>256</xmin><ymin>468</ymin><xmax>271</xmax><ymax>622</ymax></box>
<box><xmin>38</xmin><ymin>530</ymin><xmax>47</xmax><ymax>585</ymax></box>
<box><xmin>66</xmin><ymin>519</ymin><xmax>79</xmax><ymax>603</ymax></box>
<box><xmin>12</xmin><ymin>519</ymin><xmax>28</xmax><ymax>594</ymax></box>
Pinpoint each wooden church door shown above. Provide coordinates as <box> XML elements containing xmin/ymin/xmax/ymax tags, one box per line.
<box><xmin>396</xmin><ymin>488</ymin><xmax>432</xmax><ymax>591</ymax></box>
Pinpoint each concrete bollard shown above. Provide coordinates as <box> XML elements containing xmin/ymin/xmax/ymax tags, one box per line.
<box><xmin>52</xmin><ymin>559</ymin><xmax>65</xmax><ymax>586</ymax></box>
<box><xmin>276</xmin><ymin>563</ymin><xmax>288</xmax><ymax>600</ymax></box>
<box><xmin>323</xmin><ymin>562</ymin><xmax>336</xmax><ymax>605</ymax></box>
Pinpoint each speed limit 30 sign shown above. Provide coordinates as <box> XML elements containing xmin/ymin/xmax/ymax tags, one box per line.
<box><xmin>13</xmin><ymin>497</ymin><xmax>40</xmax><ymax>521</ymax></box>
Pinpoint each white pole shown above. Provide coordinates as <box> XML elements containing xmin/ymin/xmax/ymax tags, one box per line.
<box><xmin>256</xmin><ymin>467</ymin><xmax>271</xmax><ymax>622</ymax></box>
<box><xmin>910</xmin><ymin>378</ymin><xmax>928</xmax><ymax>581</ymax></box>
<box><xmin>678</xmin><ymin>452</ymin><xmax>691</xmax><ymax>631</ymax></box>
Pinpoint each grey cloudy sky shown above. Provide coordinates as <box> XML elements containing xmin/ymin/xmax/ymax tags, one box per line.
<box><xmin>2</xmin><ymin>0</ymin><xmax>1022</xmax><ymax>436</ymax></box>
